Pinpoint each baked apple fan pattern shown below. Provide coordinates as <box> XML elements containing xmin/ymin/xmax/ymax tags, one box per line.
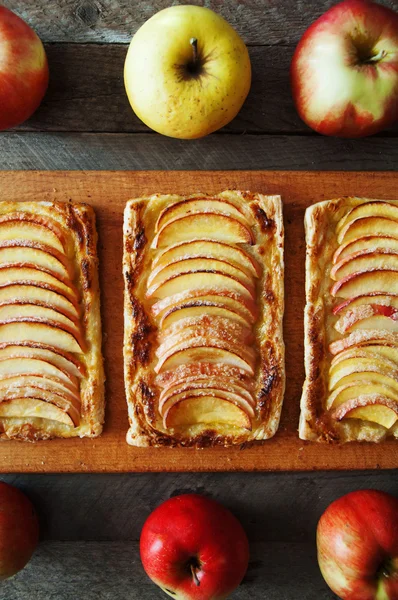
<box><xmin>301</xmin><ymin>197</ymin><xmax>398</xmax><ymax>442</ymax></box>
<box><xmin>123</xmin><ymin>191</ymin><xmax>285</xmax><ymax>447</ymax></box>
<box><xmin>0</xmin><ymin>202</ymin><xmax>104</xmax><ymax>441</ymax></box>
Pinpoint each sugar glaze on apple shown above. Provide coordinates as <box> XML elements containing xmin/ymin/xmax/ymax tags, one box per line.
<box><xmin>291</xmin><ymin>0</ymin><xmax>398</xmax><ymax>138</ymax></box>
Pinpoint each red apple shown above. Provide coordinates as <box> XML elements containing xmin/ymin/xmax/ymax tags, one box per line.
<box><xmin>317</xmin><ymin>490</ymin><xmax>398</xmax><ymax>599</ymax></box>
<box><xmin>291</xmin><ymin>0</ymin><xmax>398</xmax><ymax>138</ymax></box>
<box><xmin>0</xmin><ymin>482</ymin><xmax>39</xmax><ymax>579</ymax></box>
<box><xmin>0</xmin><ymin>6</ymin><xmax>49</xmax><ymax>130</ymax></box>
<box><xmin>140</xmin><ymin>494</ymin><xmax>249</xmax><ymax>599</ymax></box>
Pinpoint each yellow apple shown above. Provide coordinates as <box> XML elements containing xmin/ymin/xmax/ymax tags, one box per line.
<box><xmin>124</xmin><ymin>5</ymin><xmax>251</xmax><ymax>139</ymax></box>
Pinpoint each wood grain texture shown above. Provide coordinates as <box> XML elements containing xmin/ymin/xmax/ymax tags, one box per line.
<box><xmin>0</xmin><ymin>170</ymin><xmax>397</xmax><ymax>472</ymax></box>
<box><xmin>4</xmin><ymin>0</ymin><xmax>397</xmax><ymax>44</ymax></box>
<box><xmin>0</xmin><ymin>541</ymin><xmax>335</xmax><ymax>600</ymax></box>
<box><xmin>13</xmin><ymin>43</ymin><xmax>398</xmax><ymax>135</ymax></box>
<box><xmin>2</xmin><ymin>471</ymin><xmax>397</xmax><ymax>542</ymax></box>
<box><xmin>2</xmin><ymin>133</ymin><xmax>398</xmax><ymax>171</ymax></box>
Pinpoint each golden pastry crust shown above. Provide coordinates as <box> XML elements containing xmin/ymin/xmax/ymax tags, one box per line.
<box><xmin>0</xmin><ymin>201</ymin><xmax>104</xmax><ymax>441</ymax></box>
<box><xmin>300</xmin><ymin>196</ymin><xmax>398</xmax><ymax>442</ymax></box>
<box><xmin>123</xmin><ymin>191</ymin><xmax>285</xmax><ymax>447</ymax></box>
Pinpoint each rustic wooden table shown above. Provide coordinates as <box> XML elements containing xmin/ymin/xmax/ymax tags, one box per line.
<box><xmin>0</xmin><ymin>2</ymin><xmax>397</xmax><ymax>599</ymax></box>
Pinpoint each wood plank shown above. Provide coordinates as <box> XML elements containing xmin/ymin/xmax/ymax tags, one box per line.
<box><xmin>18</xmin><ymin>44</ymin><xmax>398</xmax><ymax>135</ymax></box>
<box><xmin>0</xmin><ymin>170</ymin><xmax>397</xmax><ymax>472</ymax></box>
<box><xmin>2</xmin><ymin>471</ymin><xmax>397</xmax><ymax>541</ymax></box>
<box><xmin>0</xmin><ymin>541</ymin><xmax>334</xmax><ymax>599</ymax></box>
<box><xmin>2</xmin><ymin>133</ymin><xmax>398</xmax><ymax>171</ymax></box>
<box><xmin>20</xmin><ymin>45</ymin><xmax>307</xmax><ymax>134</ymax></box>
<box><xmin>4</xmin><ymin>0</ymin><xmax>396</xmax><ymax>44</ymax></box>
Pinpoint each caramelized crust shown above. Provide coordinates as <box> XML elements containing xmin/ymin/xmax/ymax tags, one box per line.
<box><xmin>0</xmin><ymin>201</ymin><xmax>104</xmax><ymax>441</ymax></box>
<box><xmin>123</xmin><ymin>191</ymin><xmax>285</xmax><ymax>447</ymax></box>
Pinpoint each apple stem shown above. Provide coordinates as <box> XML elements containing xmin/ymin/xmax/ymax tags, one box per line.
<box><xmin>367</xmin><ymin>49</ymin><xmax>387</xmax><ymax>63</ymax></box>
<box><xmin>190</xmin><ymin>37</ymin><xmax>198</xmax><ymax>65</ymax></box>
<box><xmin>190</xmin><ymin>563</ymin><xmax>200</xmax><ymax>587</ymax></box>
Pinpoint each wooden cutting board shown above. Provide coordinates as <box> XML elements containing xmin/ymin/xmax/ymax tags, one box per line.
<box><xmin>0</xmin><ymin>170</ymin><xmax>397</xmax><ymax>473</ymax></box>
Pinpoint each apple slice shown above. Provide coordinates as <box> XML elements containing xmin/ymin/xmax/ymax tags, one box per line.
<box><xmin>329</xmin><ymin>331</ymin><xmax>398</xmax><ymax>355</ymax></box>
<box><xmin>333</xmin><ymin>237</ymin><xmax>398</xmax><ymax>264</ymax></box>
<box><xmin>0</xmin><ymin>267</ymin><xmax>77</xmax><ymax>304</ymax></box>
<box><xmin>0</xmin><ymin>322</ymin><xmax>83</xmax><ymax>354</ymax></box>
<box><xmin>0</xmin><ymin>245</ymin><xmax>71</xmax><ymax>284</ymax></box>
<box><xmin>0</xmin><ymin>304</ymin><xmax>81</xmax><ymax>334</ymax></box>
<box><xmin>331</xmin><ymin>270</ymin><xmax>398</xmax><ymax>299</ymax></box>
<box><xmin>155</xmin><ymin>362</ymin><xmax>253</xmax><ymax>393</ymax></box>
<box><xmin>147</xmin><ymin>257</ymin><xmax>255</xmax><ymax>292</ymax></box>
<box><xmin>331</xmin><ymin>251</ymin><xmax>398</xmax><ymax>281</ymax></box>
<box><xmin>0</xmin><ymin>343</ymin><xmax>85</xmax><ymax>379</ymax></box>
<box><xmin>330</xmin><ymin>346</ymin><xmax>398</xmax><ymax>369</ymax></box>
<box><xmin>147</xmin><ymin>271</ymin><xmax>254</xmax><ymax>301</ymax></box>
<box><xmin>0</xmin><ymin>285</ymin><xmax>80</xmax><ymax>322</ymax></box>
<box><xmin>332</xmin><ymin>396</ymin><xmax>398</xmax><ymax>429</ymax></box>
<box><xmin>329</xmin><ymin>356</ymin><xmax>398</xmax><ymax>391</ymax></box>
<box><xmin>163</xmin><ymin>394</ymin><xmax>252</xmax><ymax>431</ymax></box>
<box><xmin>335</xmin><ymin>306</ymin><xmax>398</xmax><ymax>334</ymax></box>
<box><xmin>0</xmin><ymin>397</ymin><xmax>75</xmax><ymax>427</ymax></box>
<box><xmin>158</xmin><ymin>315</ymin><xmax>253</xmax><ymax>347</ymax></box>
<box><xmin>0</xmin><ymin>317</ymin><xmax>85</xmax><ymax>352</ymax></box>
<box><xmin>155</xmin><ymin>344</ymin><xmax>255</xmax><ymax>375</ymax></box>
<box><xmin>336</xmin><ymin>202</ymin><xmax>398</xmax><ymax>235</ymax></box>
<box><xmin>0</xmin><ymin>219</ymin><xmax>65</xmax><ymax>253</ymax></box>
<box><xmin>160</xmin><ymin>302</ymin><xmax>252</xmax><ymax>331</ymax></box>
<box><xmin>0</xmin><ymin>376</ymin><xmax>80</xmax><ymax>409</ymax></box>
<box><xmin>0</xmin><ymin>356</ymin><xmax>79</xmax><ymax>392</ymax></box>
<box><xmin>155</xmin><ymin>198</ymin><xmax>253</xmax><ymax>232</ymax></box>
<box><xmin>159</xmin><ymin>380</ymin><xmax>255</xmax><ymax>410</ymax></box>
<box><xmin>152</xmin><ymin>214</ymin><xmax>254</xmax><ymax>248</ymax></box>
<box><xmin>337</xmin><ymin>217</ymin><xmax>398</xmax><ymax>245</ymax></box>
<box><xmin>152</xmin><ymin>289</ymin><xmax>257</xmax><ymax>323</ymax></box>
<box><xmin>151</xmin><ymin>240</ymin><xmax>261</xmax><ymax>279</ymax></box>
<box><xmin>333</xmin><ymin>294</ymin><xmax>398</xmax><ymax>315</ymax></box>
<box><xmin>156</xmin><ymin>334</ymin><xmax>255</xmax><ymax>367</ymax></box>
<box><xmin>326</xmin><ymin>381</ymin><xmax>398</xmax><ymax>410</ymax></box>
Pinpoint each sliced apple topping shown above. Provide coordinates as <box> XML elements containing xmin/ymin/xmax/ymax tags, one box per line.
<box><xmin>337</xmin><ymin>217</ymin><xmax>398</xmax><ymax>246</ymax></box>
<box><xmin>330</xmin><ymin>346</ymin><xmax>398</xmax><ymax>370</ymax></box>
<box><xmin>0</xmin><ymin>304</ymin><xmax>81</xmax><ymax>333</ymax></box>
<box><xmin>331</xmin><ymin>270</ymin><xmax>398</xmax><ymax>299</ymax></box>
<box><xmin>0</xmin><ymin>397</ymin><xmax>75</xmax><ymax>427</ymax></box>
<box><xmin>334</xmin><ymin>306</ymin><xmax>398</xmax><ymax>334</ymax></box>
<box><xmin>160</xmin><ymin>303</ymin><xmax>252</xmax><ymax>330</ymax></box>
<box><xmin>155</xmin><ymin>362</ymin><xmax>253</xmax><ymax>393</ymax></box>
<box><xmin>159</xmin><ymin>379</ymin><xmax>255</xmax><ymax>409</ymax></box>
<box><xmin>0</xmin><ymin>220</ymin><xmax>65</xmax><ymax>253</ymax></box>
<box><xmin>0</xmin><ymin>344</ymin><xmax>85</xmax><ymax>379</ymax></box>
<box><xmin>0</xmin><ymin>285</ymin><xmax>80</xmax><ymax>322</ymax></box>
<box><xmin>152</xmin><ymin>289</ymin><xmax>257</xmax><ymax>323</ymax></box>
<box><xmin>336</xmin><ymin>202</ymin><xmax>398</xmax><ymax>236</ymax></box>
<box><xmin>329</xmin><ymin>356</ymin><xmax>398</xmax><ymax>391</ymax></box>
<box><xmin>155</xmin><ymin>198</ymin><xmax>253</xmax><ymax>232</ymax></box>
<box><xmin>333</xmin><ymin>294</ymin><xmax>398</xmax><ymax>315</ymax></box>
<box><xmin>331</xmin><ymin>251</ymin><xmax>398</xmax><ymax>281</ymax></box>
<box><xmin>326</xmin><ymin>381</ymin><xmax>398</xmax><ymax>411</ymax></box>
<box><xmin>0</xmin><ymin>246</ymin><xmax>71</xmax><ymax>282</ymax></box>
<box><xmin>0</xmin><ymin>321</ymin><xmax>83</xmax><ymax>354</ymax></box>
<box><xmin>147</xmin><ymin>271</ymin><xmax>254</xmax><ymax>301</ymax></box>
<box><xmin>332</xmin><ymin>396</ymin><xmax>398</xmax><ymax>429</ymax></box>
<box><xmin>0</xmin><ymin>267</ymin><xmax>77</xmax><ymax>304</ymax></box>
<box><xmin>164</xmin><ymin>395</ymin><xmax>252</xmax><ymax>431</ymax></box>
<box><xmin>155</xmin><ymin>344</ymin><xmax>255</xmax><ymax>375</ymax></box>
<box><xmin>0</xmin><ymin>356</ymin><xmax>79</xmax><ymax>392</ymax></box>
<box><xmin>333</xmin><ymin>237</ymin><xmax>398</xmax><ymax>264</ymax></box>
<box><xmin>158</xmin><ymin>315</ymin><xmax>253</xmax><ymax>348</ymax></box>
<box><xmin>147</xmin><ymin>257</ymin><xmax>255</xmax><ymax>291</ymax></box>
<box><xmin>152</xmin><ymin>213</ymin><xmax>254</xmax><ymax>248</ymax></box>
<box><xmin>329</xmin><ymin>331</ymin><xmax>398</xmax><ymax>355</ymax></box>
<box><xmin>151</xmin><ymin>240</ymin><xmax>261</xmax><ymax>279</ymax></box>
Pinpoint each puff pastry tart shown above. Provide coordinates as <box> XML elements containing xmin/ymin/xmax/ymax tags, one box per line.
<box><xmin>0</xmin><ymin>201</ymin><xmax>104</xmax><ymax>441</ymax></box>
<box><xmin>301</xmin><ymin>197</ymin><xmax>398</xmax><ymax>442</ymax></box>
<box><xmin>123</xmin><ymin>191</ymin><xmax>285</xmax><ymax>447</ymax></box>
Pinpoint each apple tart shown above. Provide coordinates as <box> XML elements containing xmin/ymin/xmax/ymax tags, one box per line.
<box><xmin>301</xmin><ymin>197</ymin><xmax>398</xmax><ymax>442</ymax></box>
<box><xmin>123</xmin><ymin>191</ymin><xmax>285</xmax><ymax>446</ymax></box>
<box><xmin>0</xmin><ymin>201</ymin><xmax>104</xmax><ymax>441</ymax></box>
